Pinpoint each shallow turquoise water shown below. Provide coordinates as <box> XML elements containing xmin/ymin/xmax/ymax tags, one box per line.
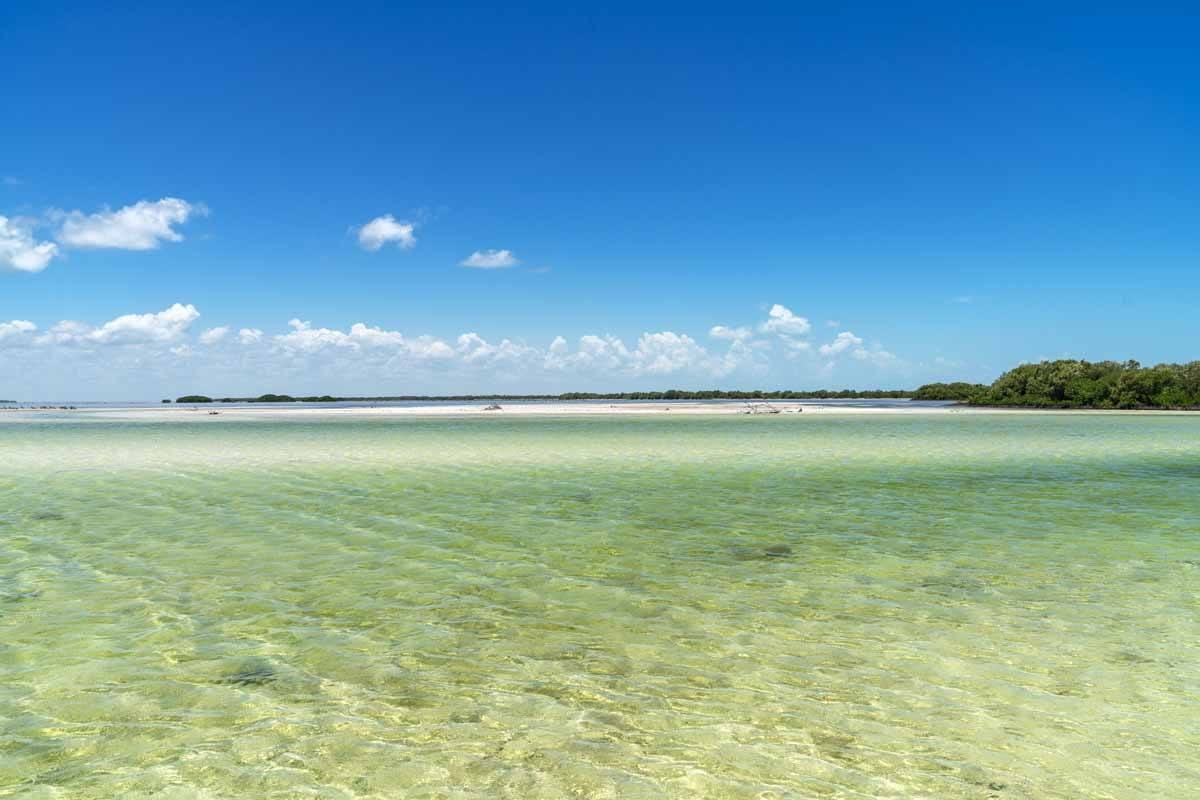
<box><xmin>1</xmin><ymin>414</ymin><xmax>1198</xmax><ymax>798</ymax></box>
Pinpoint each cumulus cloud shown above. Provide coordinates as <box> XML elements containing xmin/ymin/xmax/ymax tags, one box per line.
<box><xmin>262</xmin><ymin>320</ymin><xmax>721</xmax><ymax>378</ymax></box>
<box><xmin>0</xmin><ymin>215</ymin><xmax>58</xmax><ymax>272</ymax></box>
<box><xmin>356</xmin><ymin>214</ymin><xmax>417</xmax><ymax>251</ymax></box>
<box><xmin>199</xmin><ymin>326</ymin><xmax>230</xmax><ymax>345</ymax></box>
<box><xmin>853</xmin><ymin>346</ymin><xmax>899</xmax><ymax>366</ymax></box>
<box><xmin>273</xmin><ymin>318</ymin><xmax>358</xmax><ymax>353</ymax></box>
<box><xmin>819</xmin><ymin>331</ymin><xmax>864</xmax><ymax>357</ymax></box>
<box><xmin>546</xmin><ymin>334</ymin><xmax>630</xmax><ymax>372</ymax></box>
<box><xmin>633</xmin><ymin>332</ymin><xmax>710</xmax><ymax>374</ymax></box>
<box><xmin>347</xmin><ymin>322</ymin><xmax>407</xmax><ymax>349</ymax></box>
<box><xmin>0</xmin><ymin>319</ymin><xmax>37</xmax><ymax>344</ymax></box>
<box><xmin>542</xmin><ymin>331</ymin><xmax>722</xmax><ymax>376</ymax></box>
<box><xmin>760</xmin><ymin>304</ymin><xmax>811</xmax><ymax>336</ymax></box>
<box><xmin>456</xmin><ymin>332</ymin><xmax>536</xmax><ymax>364</ymax></box>
<box><xmin>815</xmin><ymin>330</ymin><xmax>900</xmax><ymax>368</ymax></box>
<box><xmin>779</xmin><ymin>336</ymin><xmax>812</xmax><ymax>354</ymax></box>
<box><xmin>86</xmin><ymin>303</ymin><xmax>201</xmax><ymax>344</ymax></box>
<box><xmin>709</xmin><ymin>325</ymin><xmax>753</xmax><ymax>341</ymax></box>
<box><xmin>34</xmin><ymin>303</ymin><xmax>199</xmax><ymax>347</ymax></box>
<box><xmin>272</xmin><ymin>318</ymin><xmax>457</xmax><ymax>360</ymax></box>
<box><xmin>2</xmin><ymin>302</ymin><xmax>907</xmax><ymax>396</ymax></box>
<box><xmin>36</xmin><ymin>320</ymin><xmax>91</xmax><ymax>346</ymax></box>
<box><xmin>460</xmin><ymin>249</ymin><xmax>518</xmax><ymax>269</ymax></box>
<box><xmin>55</xmin><ymin>198</ymin><xmax>203</xmax><ymax>250</ymax></box>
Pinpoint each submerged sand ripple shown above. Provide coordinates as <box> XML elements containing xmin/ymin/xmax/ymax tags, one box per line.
<box><xmin>1</xmin><ymin>414</ymin><xmax>1198</xmax><ymax>798</ymax></box>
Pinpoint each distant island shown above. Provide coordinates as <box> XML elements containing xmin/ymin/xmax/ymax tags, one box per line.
<box><xmin>174</xmin><ymin>359</ymin><xmax>1200</xmax><ymax>411</ymax></box>
<box><xmin>917</xmin><ymin>359</ymin><xmax>1200</xmax><ymax>408</ymax></box>
<box><xmin>175</xmin><ymin>389</ymin><xmax>918</xmax><ymax>404</ymax></box>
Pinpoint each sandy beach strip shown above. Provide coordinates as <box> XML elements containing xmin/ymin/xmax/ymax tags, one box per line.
<box><xmin>4</xmin><ymin>401</ymin><xmax>1196</xmax><ymax>422</ymax></box>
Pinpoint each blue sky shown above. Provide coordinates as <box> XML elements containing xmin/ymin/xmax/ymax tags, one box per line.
<box><xmin>2</xmin><ymin>2</ymin><xmax>1197</xmax><ymax>399</ymax></box>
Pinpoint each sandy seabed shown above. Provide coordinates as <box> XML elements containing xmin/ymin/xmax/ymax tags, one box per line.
<box><xmin>3</xmin><ymin>410</ymin><xmax>1199</xmax><ymax>798</ymax></box>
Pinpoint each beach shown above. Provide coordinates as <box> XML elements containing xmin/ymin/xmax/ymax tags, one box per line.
<box><xmin>3</xmin><ymin>399</ymin><xmax>1198</xmax><ymax>424</ymax></box>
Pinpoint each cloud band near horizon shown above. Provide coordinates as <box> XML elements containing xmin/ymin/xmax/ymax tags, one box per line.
<box><xmin>0</xmin><ymin>302</ymin><xmax>907</xmax><ymax>398</ymax></box>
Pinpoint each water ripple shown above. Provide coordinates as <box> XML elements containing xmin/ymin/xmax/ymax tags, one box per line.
<box><xmin>1</xmin><ymin>415</ymin><xmax>1198</xmax><ymax>797</ymax></box>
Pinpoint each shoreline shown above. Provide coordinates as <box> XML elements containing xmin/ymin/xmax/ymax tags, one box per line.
<box><xmin>3</xmin><ymin>400</ymin><xmax>1199</xmax><ymax>421</ymax></box>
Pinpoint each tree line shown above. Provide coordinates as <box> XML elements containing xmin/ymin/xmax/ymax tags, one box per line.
<box><xmin>915</xmin><ymin>359</ymin><xmax>1200</xmax><ymax>408</ymax></box>
<box><xmin>173</xmin><ymin>389</ymin><xmax>917</xmax><ymax>404</ymax></box>
<box><xmin>171</xmin><ymin>360</ymin><xmax>1200</xmax><ymax>409</ymax></box>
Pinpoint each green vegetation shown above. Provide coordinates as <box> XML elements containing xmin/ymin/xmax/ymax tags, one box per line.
<box><xmin>179</xmin><ymin>389</ymin><xmax>916</xmax><ymax>404</ymax></box>
<box><xmin>913</xmin><ymin>360</ymin><xmax>1200</xmax><ymax>408</ymax></box>
<box><xmin>248</xmin><ymin>394</ymin><xmax>338</xmax><ymax>403</ymax></box>
<box><xmin>910</xmin><ymin>382</ymin><xmax>989</xmax><ymax>402</ymax></box>
<box><xmin>963</xmin><ymin>359</ymin><xmax>1200</xmax><ymax>409</ymax></box>
<box><xmin>174</xmin><ymin>362</ymin><xmax>1200</xmax><ymax>409</ymax></box>
<box><xmin>555</xmin><ymin>389</ymin><xmax>914</xmax><ymax>400</ymax></box>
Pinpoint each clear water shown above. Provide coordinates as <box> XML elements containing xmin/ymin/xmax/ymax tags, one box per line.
<box><xmin>1</xmin><ymin>414</ymin><xmax>1198</xmax><ymax>798</ymax></box>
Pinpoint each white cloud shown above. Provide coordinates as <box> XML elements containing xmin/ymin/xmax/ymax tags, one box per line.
<box><xmin>460</xmin><ymin>249</ymin><xmax>518</xmax><ymax>269</ymax></box>
<box><xmin>36</xmin><ymin>303</ymin><xmax>200</xmax><ymax>346</ymax></box>
<box><xmin>779</xmin><ymin>336</ymin><xmax>812</xmax><ymax>355</ymax></box>
<box><xmin>273</xmin><ymin>318</ymin><xmax>457</xmax><ymax>361</ymax></box>
<box><xmin>567</xmin><ymin>334</ymin><xmax>632</xmax><ymax>371</ymax></box>
<box><xmin>853</xmin><ymin>346</ymin><xmax>899</xmax><ymax>366</ymax></box>
<box><xmin>816</xmin><ymin>330</ymin><xmax>900</xmax><ymax>368</ymax></box>
<box><xmin>819</xmin><ymin>331</ymin><xmax>864</xmax><ymax>357</ymax></box>
<box><xmin>55</xmin><ymin>198</ymin><xmax>203</xmax><ymax>250</ymax></box>
<box><xmin>0</xmin><ymin>319</ymin><xmax>37</xmax><ymax>345</ymax></box>
<box><xmin>0</xmin><ymin>215</ymin><xmax>59</xmax><ymax>272</ymax></box>
<box><xmin>348</xmin><ymin>322</ymin><xmax>407</xmax><ymax>348</ymax></box>
<box><xmin>543</xmin><ymin>331</ymin><xmax>718</xmax><ymax>376</ymax></box>
<box><xmin>709</xmin><ymin>325</ymin><xmax>753</xmax><ymax>341</ymax></box>
<box><xmin>456</xmin><ymin>332</ymin><xmax>536</xmax><ymax>363</ymax></box>
<box><xmin>356</xmin><ymin>215</ymin><xmax>417</xmax><ymax>251</ymax></box>
<box><xmin>1</xmin><ymin>303</ymin><xmax>909</xmax><ymax>397</ymax></box>
<box><xmin>753</xmin><ymin>304</ymin><xmax>815</xmax><ymax>359</ymax></box>
<box><xmin>36</xmin><ymin>320</ymin><xmax>91</xmax><ymax>346</ymax></box>
<box><xmin>199</xmin><ymin>326</ymin><xmax>230</xmax><ymax>345</ymax></box>
<box><xmin>407</xmin><ymin>335</ymin><xmax>456</xmax><ymax>360</ymax></box>
<box><xmin>544</xmin><ymin>335</ymin><xmax>570</xmax><ymax>369</ymax></box>
<box><xmin>274</xmin><ymin>319</ymin><xmax>357</xmax><ymax>353</ymax></box>
<box><xmin>826</xmin><ymin>319</ymin><xmax>840</xmax><ymax>328</ymax></box>
<box><xmin>952</xmin><ymin>295</ymin><xmax>973</xmax><ymax>304</ymax></box>
<box><xmin>760</xmin><ymin>304</ymin><xmax>811</xmax><ymax>336</ymax></box>
<box><xmin>632</xmin><ymin>331</ymin><xmax>709</xmax><ymax>374</ymax></box>
<box><xmin>87</xmin><ymin>303</ymin><xmax>201</xmax><ymax>344</ymax></box>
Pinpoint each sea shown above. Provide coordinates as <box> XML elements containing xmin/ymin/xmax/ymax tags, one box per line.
<box><xmin>1</xmin><ymin>411</ymin><xmax>1197</xmax><ymax>798</ymax></box>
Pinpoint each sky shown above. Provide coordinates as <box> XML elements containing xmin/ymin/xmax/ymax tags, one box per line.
<box><xmin>2</xmin><ymin>2</ymin><xmax>1197</xmax><ymax>400</ymax></box>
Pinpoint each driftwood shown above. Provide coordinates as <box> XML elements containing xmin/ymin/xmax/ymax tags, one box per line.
<box><xmin>742</xmin><ymin>402</ymin><xmax>783</xmax><ymax>415</ymax></box>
